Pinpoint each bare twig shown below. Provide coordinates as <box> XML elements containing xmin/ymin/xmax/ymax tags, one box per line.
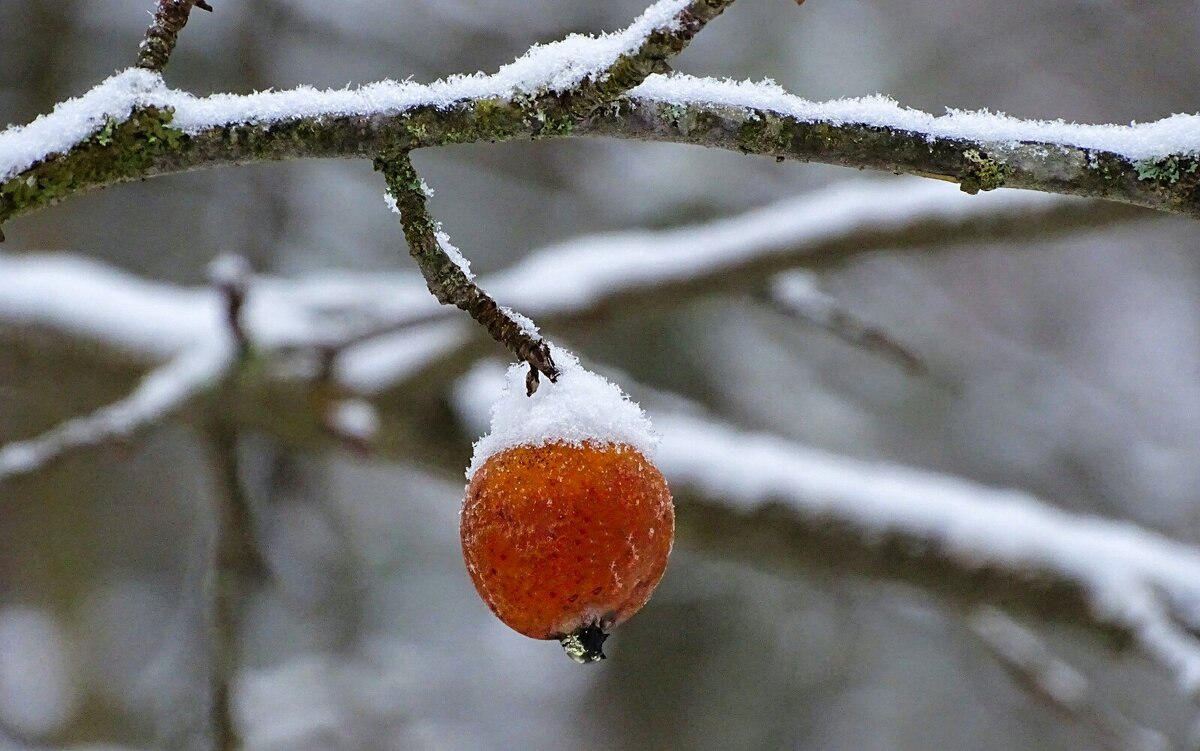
<box><xmin>137</xmin><ymin>0</ymin><xmax>213</xmax><ymax>72</ymax></box>
<box><xmin>968</xmin><ymin>608</ymin><xmax>1174</xmax><ymax>751</ymax></box>
<box><xmin>766</xmin><ymin>270</ymin><xmax>926</xmax><ymax>375</ymax></box>
<box><xmin>375</xmin><ymin>151</ymin><xmax>559</xmax><ymax>390</ymax></box>
<box><xmin>204</xmin><ymin>254</ymin><xmax>266</xmax><ymax>751</ymax></box>
<box><xmin>208</xmin><ymin>253</ymin><xmax>252</xmax><ymax>358</ymax></box>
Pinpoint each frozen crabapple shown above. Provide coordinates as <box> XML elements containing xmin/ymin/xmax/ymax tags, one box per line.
<box><xmin>459</xmin><ymin>353</ymin><xmax>673</xmax><ymax>663</ymax></box>
<box><xmin>462</xmin><ymin>440</ymin><xmax>673</xmax><ymax>661</ymax></box>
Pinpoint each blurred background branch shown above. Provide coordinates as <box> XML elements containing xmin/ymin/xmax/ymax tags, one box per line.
<box><xmin>5</xmin><ymin>187</ymin><xmax>1200</xmax><ymax>700</ymax></box>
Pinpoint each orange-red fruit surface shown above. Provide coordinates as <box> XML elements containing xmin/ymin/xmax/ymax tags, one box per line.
<box><xmin>461</xmin><ymin>441</ymin><xmax>674</xmax><ymax>640</ymax></box>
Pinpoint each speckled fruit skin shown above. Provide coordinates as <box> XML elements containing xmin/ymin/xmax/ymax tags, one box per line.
<box><xmin>461</xmin><ymin>441</ymin><xmax>674</xmax><ymax>640</ymax></box>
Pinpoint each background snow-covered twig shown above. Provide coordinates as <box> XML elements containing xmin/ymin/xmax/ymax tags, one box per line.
<box><xmin>0</xmin><ymin>343</ymin><xmax>233</xmax><ymax>482</ymax></box>
<box><xmin>451</xmin><ymin>361</ymin><xmax>1200</xmax><ymax>693</ymax></box>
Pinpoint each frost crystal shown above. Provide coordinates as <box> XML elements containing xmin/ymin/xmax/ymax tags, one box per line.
<box><xmin>465</xmin><ymin>349</ymin><xmax>658</xmax><ymax>479</ymax></box>
<box><xmin>436</xmin><ymin>230</ymin><xmax>473</xmax><ymax>280</ymax></box>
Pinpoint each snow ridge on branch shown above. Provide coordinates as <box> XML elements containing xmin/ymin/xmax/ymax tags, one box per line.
<box><xmin>2</xmin><ymin>1</ymin><xmax>1199</xmax><ymax>224</ymax></box>
<box><xmin>452</xmin><ymin>362</ymin><xmax>1200</xmax><ymax>696</ymax></box>
<box><xmin>0</xmin><ymin>178</ymin><xmax>1135</xmax><ymax>379</ymax></box>
<box><xmin>0</xmin><ymin>0</ymin><xmax>714</xmax><ymax>184</ymax></box>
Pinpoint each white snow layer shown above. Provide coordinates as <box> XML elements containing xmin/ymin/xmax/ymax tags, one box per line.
<box><xmin>463</xmin><ymin>350</ymin><xmax>658</xmax><ymax>479</ymax></box>
<box><xmin>653</xmin><ymin>412</ymin><xmax>1200</xmax><ymax>692</ymax></box>
<box><xmin>489</xmin><ymin>177</ymin><xmax>1059</xmax><ymax>314</ymax></box>
<box><xmin>4</xmin><ymin>8</ymin><xmax>1200</xmax><ymax>183</ymax></box>
<box><xmin>0</xmin><ymin>0</ymin><xmax>689</xmax><ymax>182</ymax></box>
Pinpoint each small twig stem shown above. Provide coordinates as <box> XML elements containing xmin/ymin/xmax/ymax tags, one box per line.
<box><xmin>375</xmin><ymin>152</ymin><xmax>559</xmax><ymax>388</ymax></box>
<box><xmin>137</xmin><ymin>0</ymin><xmax>213</xmax><ymax>72</ymax></box>
<box><xmin>550</xmin><ymin>0</ymin><xmax>740</xmax><ymax>118</ymax></box>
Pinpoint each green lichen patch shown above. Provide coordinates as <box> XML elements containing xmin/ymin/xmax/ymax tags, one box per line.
<box><xmin>1135</xmin><ymin>154</ymin><xmax>1199</xmax><ymax>185</ymax></box>
<box><xmin>735</xmin><ymin>114</ymin><xmax>790</xmax><ymax>155</ymax></box>
<box><xmin>0</xmin><ymin>106</ymin><xmax>186</xmax><ymax>223</ymax></box>
<box><xmin>959</xmin><ymin>148</ymin><xmax>1006</xmax><ymax>194</ymax></box>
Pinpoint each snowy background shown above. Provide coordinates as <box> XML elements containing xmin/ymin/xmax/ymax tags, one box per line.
<box><xmin>3</xmin><ymin>0</ymin><xmax>1200</xmax><ymax>749</ymax></box>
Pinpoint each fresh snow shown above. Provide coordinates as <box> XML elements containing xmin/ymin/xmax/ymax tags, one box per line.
<box><xmin>327</xmin><ymin>398</ymin><xmax>381</xmax><ymax>442</ymax></box>
<box><xmin>0</xmin><ymin>178</ymin><xmax>1065</xmax><ymax>380</ymax></box>
<box><xmin>631</xmin><ymin>73</ymin><xmax>1200</xmax><ymax>161</ymax></box>
<box><xmin>0</xmin><ymin>252</ymin><xmax>217</xmax><ymax>358</ymax></box>
<box><xmin>651</xmin><ymin>411</ymin><xmax>1200</xmax><ymax>692</ymax></box>
<box><xmin>382</xmin><ymin>192</ymin><xmax>474</xmax><ymax>280</ymax></box>
<box><xmin>4</xmin><ymin>4</ymin><xmax>1200</xmax><ymax>184</ymax></box>
<box><xmin>453</xmin><ymin>362</ymin><xmax>1200</xmax><ymax>693</ymax></box>
<box><xmin>462</xmin><ymin>350</ymin><xmax>659</xmax><ymax>480</ymax></box>
<box><xmin>0</xmin><ymin>0</ymin><xmax>690</xmax><ymax>182</ymax></box>
<box><xmin>435</xmin><ymin>230</ymin><xmax>474</xmax><ymax>281</ymax></box>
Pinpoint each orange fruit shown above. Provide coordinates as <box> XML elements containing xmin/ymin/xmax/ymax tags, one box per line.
<box><xmin>461</xmin><ymin>441</ymin><xmax>674</xmax><ymax>662</ymax></box>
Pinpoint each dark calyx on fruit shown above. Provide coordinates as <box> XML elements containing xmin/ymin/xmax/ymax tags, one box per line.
<box><xmin>559</xmin><ymin>623</ymin><xmax>610</xmax><ymax>664</ymax></box>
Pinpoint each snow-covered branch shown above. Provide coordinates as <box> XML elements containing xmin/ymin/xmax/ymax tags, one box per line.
<box><xmin>0</xmin><ymin>2</ymin><xmax>1195</xmax><ymax>231</ymax></box>
<box><xmin>767</xmin><ymin>271</ymin><xmax>923</xmax><ymax>374</ymax></box>
<box><xmin>0</xmin><ymin>178</ymin><xmax>1140</xmax><ymax>393</ymax></box>
<box><xmin>0</xmin><ymin>179</ymin><xmax>1126</xmax><ymax>386</ymax></box>
<box><xmin>0</xmin><ymin>343</ymin><xmax>232</xmax><ymax>482</ymax></box>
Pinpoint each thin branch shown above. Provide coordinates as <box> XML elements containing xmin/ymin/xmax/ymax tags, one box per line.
<box><xmin>548</xmin><ymin>0</ymin><xmax>741</xmax><ymax>118</ymax></box>
<box><xmin>764</xmin><ymin>270</ymin><xmax>925</xmax><ymax>375</ymax></box>
<box><xmin>967</xmin><ymin>607</ymin><xmax>1175</xmax><ymax>751</ymax></box>
<box><xmin>375</xmin><ymin>151</ymin><xmax>559</xmax><ymax>390</ymax></box>
<box><xmin>0</xmin><ymin>342</ymin><xmax>232</xmax><ymax>483</ymax></box>
<box><xmin>204</xmin><ymin>252</ymin><xmax>266</xmax><ymax>751</ymax></box>
<box><xmin>204</xmin><ymin>421</ymin><xmax>267</xmax><ymax>751</ymax></box>
<box><xmin>137</xmin><ymin>0</ymin><xmax>213</xmax><ymax>73</ymax></box>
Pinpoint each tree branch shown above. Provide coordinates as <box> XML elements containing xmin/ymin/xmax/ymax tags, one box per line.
<box><xmin>966</xmin><ymin>608</ymin><xmax>1171</xmax><ymax>750</ymax></box>
<box><xmin>649</xmin><ymin>413</ymin><xmax>1200</xmax><ymax>695</ymax></box>
<box><xmin>137</xmin><ymin>0</ymin><xmax>213</xmax><ymax>73</ymax></box>
<box><xmin>764</xmin><ymin>270</ymin><xmax>925</xmax><ymax>375</ymax></box>
<box><xmin>3</xmin><ymin>67</ymin><xmax>1199</xmax><ymax>228</ymax></box>
<box><xmin>375</xmin><ymin>151</ymin><xmax>559</xmax><ymax>389</ymax></box>
<box><xmin>0</xmin><ymin>179</ymin><xmax>1147</xmax><ymax>421</ymax></box>
<box><xmin>204</xmin><ymin>421</ymin><xmax>266</xmax><ymax>751</ymax></box>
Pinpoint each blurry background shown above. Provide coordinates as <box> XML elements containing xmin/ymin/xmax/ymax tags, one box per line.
<box><xmin>3</xmin><ymin>0</ymin><xmax>1200</xmax><ymax>749</ymax></box>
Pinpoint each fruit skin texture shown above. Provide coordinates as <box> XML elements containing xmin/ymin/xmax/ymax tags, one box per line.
<box><xmin>461</xmin><ymin>441</ymin><xmax>674</xmax><ymax>643</ymax></box>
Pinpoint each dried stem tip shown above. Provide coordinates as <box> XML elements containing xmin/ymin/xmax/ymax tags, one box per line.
<box><xmin>559</xmin><ymin>624</ymin><xmax>609</xmax><ymax>664</ymax></box>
